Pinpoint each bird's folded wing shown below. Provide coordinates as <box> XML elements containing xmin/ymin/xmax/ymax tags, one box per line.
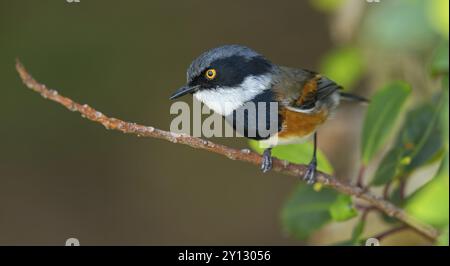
<box><xmin>274</xmin><ymin>67</ymin><xmax>341</xmax><ymax>113</ymax></box>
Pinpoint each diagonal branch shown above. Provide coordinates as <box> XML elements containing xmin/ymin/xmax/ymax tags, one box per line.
<box><xmin>15</xmin><ymin>60</ymin><xmax>439</xmax><ymax>241</ymax></box>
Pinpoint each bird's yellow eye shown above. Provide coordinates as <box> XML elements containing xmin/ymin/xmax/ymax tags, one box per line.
<box><xmin>205</xmin><ymin>69</ymin><xmax>217</xmax><ymax>80</ymax></box>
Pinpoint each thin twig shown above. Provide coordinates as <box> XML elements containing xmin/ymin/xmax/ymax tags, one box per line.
<box><xmin>399</xmin><ymin>178</ymin><xmax>407</xmax><ymax>201</ymax></box>
<box><xmin>15</xmin><ymin>60</ymin><xmax>440</xmax><ymax>241</ymax></box>
<box><xmin>383</xmin><ymin>180</ymin><xmax>392</xmax><ymax>200</ymax></box>
<box><xmin>356</xmin><ymin>165</ymin><xmax>366</xmax><ymax>188</ymax></box>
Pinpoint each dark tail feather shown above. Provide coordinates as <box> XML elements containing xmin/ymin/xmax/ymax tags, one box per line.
<box><xmin>340</xmin><ymin>92</ymin><xmax>370</xmax><ymax>104</ymax></box>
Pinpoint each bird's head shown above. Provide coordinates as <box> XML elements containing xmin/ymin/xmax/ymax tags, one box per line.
<box><xmin>170</xmin><ymin>45</ymin><xmax>276</xmax><ymax>116</ymax></box>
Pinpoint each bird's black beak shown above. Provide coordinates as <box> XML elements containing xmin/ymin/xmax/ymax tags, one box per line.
<box><xmin>170</xmin><ymin>85</ymin><xmax>198</xmax><ymax>100</ymax></box>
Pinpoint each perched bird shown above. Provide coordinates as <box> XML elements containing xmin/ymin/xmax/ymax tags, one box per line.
<box><xmin>170</xmin><ymin>45</ymin><xmax>367</xmax><ymax>184</ymax></box>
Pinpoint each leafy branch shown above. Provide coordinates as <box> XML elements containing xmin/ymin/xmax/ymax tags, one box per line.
<box><xmin>15</xmin><ymin>60</ymin><xmax>440</xmax><ymax>241</ymax></box>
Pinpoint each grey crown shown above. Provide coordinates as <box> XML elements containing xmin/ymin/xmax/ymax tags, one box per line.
<box><xmin>186</xmin><ymin>45</ymin><xmax>263</xmax><ymax>84</ymax></box>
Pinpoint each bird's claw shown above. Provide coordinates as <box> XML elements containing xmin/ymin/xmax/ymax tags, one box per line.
<box><xmin>303</xmin><ymin>161</ymin><xmax>317</xmax><ymax>184</ymax></box>
<box><xmin>261</xmin><ymin>149</ymin><xmax>272</xmax><ymax>173</ymax></box>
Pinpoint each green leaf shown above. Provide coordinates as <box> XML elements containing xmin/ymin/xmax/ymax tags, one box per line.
<box><xmin>329</xmin><ymin>195</ymin><xmax>358</xmax><ymax>222</ymax></box>
<box><xmin>281</xmin><ymin>185</ymin><xmax>337</xmax><ymax>240</ymax></box>
<box><xmin>319</xmin><ymin>47</ymin><xmax>364</xmax><ymax>90</ymax></box>
<box><xmin>281</xmin><ymin>185</ymin><xmax>358</xmax><ymax>240</ymax></box>
<box><xmin>372</xmin><ymin>102</ymin><xmax>444</xmax><ymax>187</ymax></box>
<box><xmin>248</xmin><ymin>140</ymin><xmax>333</xmax><ymax>174</ymax></box>
<box><xmin>405</xmin><ymin>153</ymin><xmax>449</xmax><ymax>228</ymax></box>
<box><xmin>430</xmin><ymin>41</ymin><xmax>449</xmax><ymax>75</ymax></box>
<box><xmin>361</xmin><ymin>81</ymin><xmax>412</xmax><ymax>164</ymax></box>
<box><xmin>380</xmin><ymin>183</ymin><xmax>405</xmax><ymax>224</ymax></box>
<box><xmin>396</xmin><ymin>104</ymin><xmax>443</xmax><ymax>173</ymax></box>
<box><xmin>371</xmin><ymin>148</ymin><xmax>403</xmax><ymax>186</ymax></box>
<box><xmin>351</xmin><ymin>219</ymin><xmax>366</xmax><ymax>245</ymax></box>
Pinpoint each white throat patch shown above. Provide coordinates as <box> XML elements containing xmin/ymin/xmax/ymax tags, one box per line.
<box><xmin>193</xmin><ymin>75</ymin><xmax>272</xmax><ymax>116</ymax></box>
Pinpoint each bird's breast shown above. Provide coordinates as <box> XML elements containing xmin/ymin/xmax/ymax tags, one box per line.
<box><xmin>258</xmin><ymin>106</ymin><xmax>328</xmax><ymax>147</ymax></box>
<box><xmin>278</xmin><ymin>106</ymin><xmax>328</xmax><ymax>138</ymax></box>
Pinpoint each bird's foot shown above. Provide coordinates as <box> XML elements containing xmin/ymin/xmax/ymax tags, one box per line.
<box><xmin>261</xmin><ymin>148</ymin><xmax>272</xmax><ymax>173</ymax></box>
<box><xmin>303</xmin><ymin>160</ymin><xmax>317</xmax><ymax>184</ymax></box>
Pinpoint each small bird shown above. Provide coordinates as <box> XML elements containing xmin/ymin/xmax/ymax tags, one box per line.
<box><xmin>170</xmin><ymin>45</ymin><xmax>367</xmax><ymax>184</ymax></box>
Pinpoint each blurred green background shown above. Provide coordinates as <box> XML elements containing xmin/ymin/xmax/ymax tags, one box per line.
<box><xmin>0</xmin><ymin>0</ymin><xmax>448</xmax><ymax>245</ymax></box>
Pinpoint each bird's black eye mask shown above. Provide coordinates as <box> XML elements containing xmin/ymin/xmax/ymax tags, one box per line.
<box><xmin>189</xmin><ymin>55</ymin><xmax>273</xmax><ymax>90</ymax></box>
